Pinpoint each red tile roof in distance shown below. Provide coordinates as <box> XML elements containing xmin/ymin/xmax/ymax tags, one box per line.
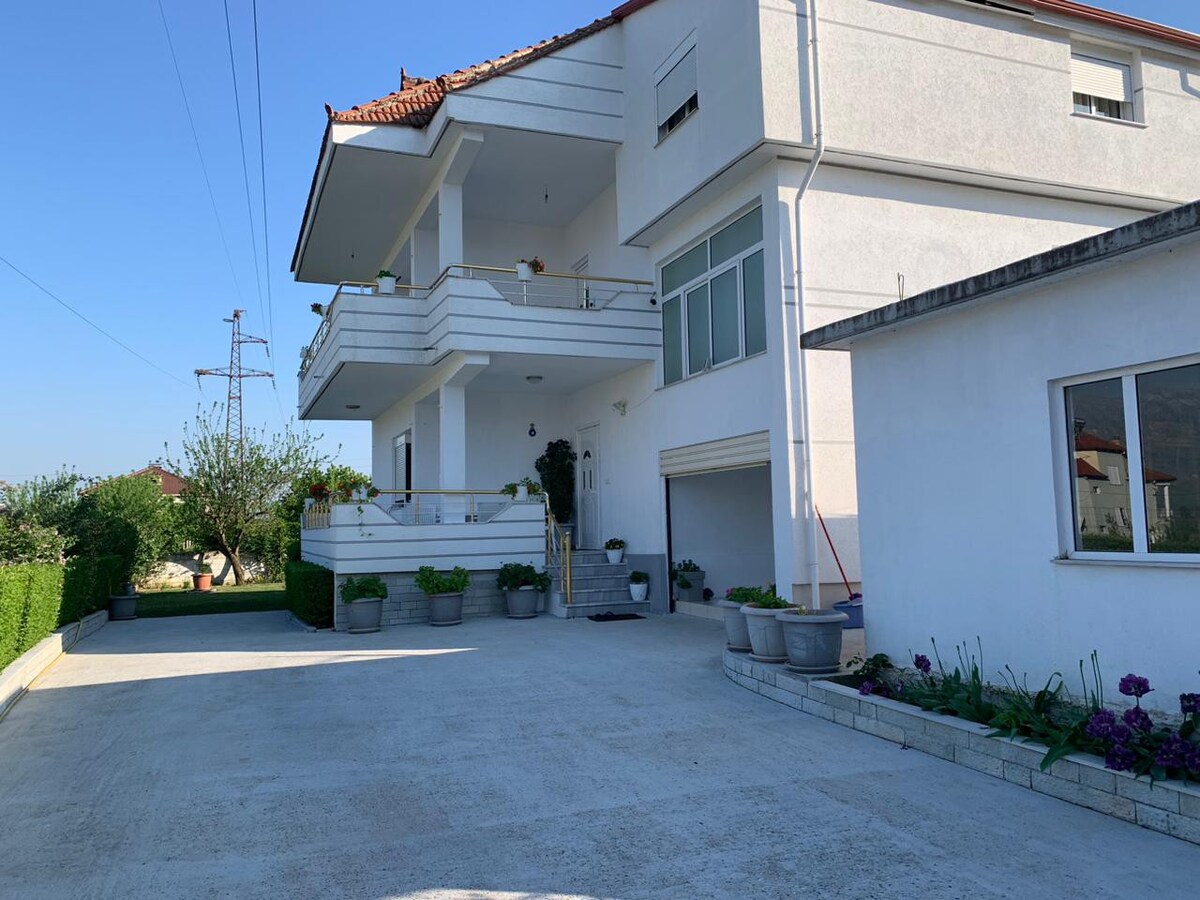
<box><xmin>132</xmin><ymin>465</ymin><xmax>187</xmax><ymax>497</ymax></box>
<box><xmin>1075</xmin><ymin>458</ymin><xmax>1107</xmax><ymax>479</ymax></box>
<box><xmin>1075</xmin><ymin>433</ymin><xmax>1126</xmax><ymax>453</ymax></box>
<box><xmin>324</xmin><ymin>1</ymin><xmax>1200</xmax><ymax>129</ymax></box>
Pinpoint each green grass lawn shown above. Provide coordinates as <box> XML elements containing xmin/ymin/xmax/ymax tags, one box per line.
<box><xmin>136</xmin><ymin>582</ymin><xmax>288</xmax><ymax>618</ymax></box>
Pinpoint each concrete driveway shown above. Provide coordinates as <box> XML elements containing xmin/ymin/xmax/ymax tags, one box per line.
<box><xmin>1</xmin><ymin>612</ymin><xmax>1196</xmax><ymax>899</ymax></box>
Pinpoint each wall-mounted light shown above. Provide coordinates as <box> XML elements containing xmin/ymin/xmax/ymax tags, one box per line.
<box><xmin>529</xmin><ymin>423</ymin><xmax>537</xmax><ymax>437</ymax></box>
<box><xmin>346</xmin><ymin>404</ymin><xmax>361</xmax><ymax>410</ymax></box>
<box><xmin>612</xmin><ymin>400</ymin><xmax>627</xmax><ymax>416</ymax></box>
<box><xmin>526</xmin><ymin>375</ymin><xmax>543</xmax><ymax>385</ymax></box>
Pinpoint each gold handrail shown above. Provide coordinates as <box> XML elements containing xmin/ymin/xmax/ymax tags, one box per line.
<box><xmin>545</xmin><ymin>502</ymin><xmax>572</xmax><ymax>605</ymax></box>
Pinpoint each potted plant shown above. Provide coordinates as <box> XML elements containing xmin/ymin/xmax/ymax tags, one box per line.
<box><xmin>718</xmin><ymin>586</ymin><xmax>761</xmax><ymax>653</ymax></box>
<box><xmin>309</xmin><ymin>482</ymin><xmax>330</xmax><ymax>502</ymax></box>
<box><xmin>740</xmin><ymin>590</ymin><xmax>794</xmax><ymax>663</ymax></box>
<box><xmin>341</xmin><ymin>575</ymin><xmax>387</xmax><ymax>634</ymax></box>
<box><xmin>535</xmin><ymin>439</ymin><xmax>577</xmax><ymax>529</ymax></box>
<box><xmin>109</xmin><ymin>582</ymin><xmax>138</xmax><ymax>621</ymax></box>
<box><xmin>776</xmin><ymin>606</ymin><xmax>850</xmax><ymax>674</ymax></box>
<box><xmin>376</xmin><ymin>269</ymin><xmax>397</xmax><ymax>294</ymax></box>
<box><xmin>415</xmin><ymin>566</ymin><xmax>470</xmax><ymax>626</ymax></box>
<box><xmin>515</xmin><ymin>257</ymin><xmax>545</xmax><ymax>282</ymax></box>
<box><xmin>310</xmin><ymin>302</ymin><xmax>325</xmax><ymax>316</ymax></box>
<box><xmin>629</xmin><ymin>571</ymin><xmax>649</xmax><ymax>603</ymax></box>
<box><xmin>604</xmin><ymin>538</ymin><xmax>626</xmax><ymax>564</ymax></box>
<box><xmin>502</xmin><ymin>477</ymin><xmax>542</xmax><ymax>502</ymax></box>
<box><xmin>496</xmin><ymin>562</ymin><xmax>550</xmax><ymax>619</ymax></box>
<box><xmin>671</xmin><ymin>559</ymin><xmax>705</xmax><ymax>602</ymax></box>
<box><xmin>192</xmin><ymin>560</ymin><xmax>213</xmax><ymax>593</ymax></box>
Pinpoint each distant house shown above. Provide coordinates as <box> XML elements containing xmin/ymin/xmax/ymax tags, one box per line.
<box><xmin>90</xmin><ymin>465</ymin><xmax>187</xmax><ymax>500</ymax></box>
<box><xmin>802</xmin><ymin>201</ymin><xmax>1200</xmax><ymax>700</ymax></box>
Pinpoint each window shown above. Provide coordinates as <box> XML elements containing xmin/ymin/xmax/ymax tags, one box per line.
<box><xmin>1062</xmin><ymin>361</ymin><xmax>1200</xmax><ymax>558</ymax></box>
<box><xmin>660</xmin><ymin>207</ymin><xmax>766</xmax><ymax>385</ymax></box>
<box><xmin>656</xmin><ymin>47</ymin><xmax>698</xmax><ymax>141</ymax></box>
<box><xmin>1070</xmin><ymin>49</ymin><xmax>1136</xmax><ymax>122</ymax></box>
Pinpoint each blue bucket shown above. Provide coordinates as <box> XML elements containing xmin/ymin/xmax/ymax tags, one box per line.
<box><xmin>833</xmin><ymin>596</ymin><xmax>864</xmax><ymax>629</ymax></box>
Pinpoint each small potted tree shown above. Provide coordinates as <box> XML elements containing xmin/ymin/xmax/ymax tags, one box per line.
<box><xmin>496</xmin><ymin>562</ymin><xmax>550</xmax><ymax>619</ymax></box>
<box><xmin>776</xmin><ymin>606</ymin><xmax>849</xmax><ymax>674</ymax></box>
<box><xmin>739</xmin><ymin>590</ymin><xmax>794</xmax><ymax>663</ymax></box>
<box><xmin>672</xmin><ymin>559</ymin><xmax>705</xmax><ymax>602</ymax></box>
<box><xmin>604</xmin><ymin>538</ymin><xmax>626</xmax><ymax>565</ymax></box>
<box><xmin>376</xmin><ymin>269</ymin><xmax>397</xmax><ymax>294</ymax></box>
<box><xmin>718</xmin><ymin>586</ymin><xmax>759</xmax><ymax>653</ymax></box>
<box><xmin>416</xmin><ymin>566</ymin><xmax>471</xmax><ymax>626</ymax></box>
<box><xmin>341</xmin><ymin>575</ymin><xmax>387</xmax><ymax>634</ymax></box>
<box><xmin>629</xmin><ymin>571</ymin><xmax>649</xmax><ymax>603</ymax></box>
<box><xmin>535</xmin><ymin>439</ymin><xmax>576</xmax><ymax>534</ymax></box>
<box><xmin>192</xmin><ymin>560</ymin><xmax>213</xmax><ymax>593</ymax></box>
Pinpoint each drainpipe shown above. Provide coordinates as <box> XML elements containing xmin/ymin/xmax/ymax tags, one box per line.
<box><xmin>789</xmin><ymin>0</ymin><xmax>825</xmax><ymax>610</ymax></box>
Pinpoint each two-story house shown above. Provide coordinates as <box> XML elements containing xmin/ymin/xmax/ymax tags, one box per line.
<box><xmin>293</xmin><ymin>0</ymin><xmax>1200</xmax><ymax>628</ymax></box>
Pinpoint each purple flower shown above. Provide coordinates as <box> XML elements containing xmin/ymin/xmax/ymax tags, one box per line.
<box><xmin>1118</xmin><ymin>674</ymin><xmax>1152</xmax><ymax>699</ymax></box>
<box><xmin>913</xmin><ymin>654</ymin><xmax>932</xmax><ymax>675</ymax></box>
<box><xmin>1123</xmin><ymin>707</ymin><xmax>1154</xmax><ymax>733</ymax></box>
<box><xmin>1110</xmin><ymin>724</ymin><xmax>1132</xmax><ymax>745</ymax></box>
<box><xmin>859</xmin><ymin>680</ymin><xmax>876</xmax><ymax>697</ymax></box>
<box><xmin>1105</xmin><ymin>743</ymin><xmax>1137</xmax><ymax>772</ymax></box>
<box><xmin>1181</xmin><ymin>693</ymin><xmax>1200</xmax><ymax>716</ymax></box>
<box><xmin>1156</xmin><ymin>733</ymin><xmax>1192</xmax><ymax>770</ymax></box>
<box><xmin>1189</xmin><ymin>745</ymin><xmax>1200</xmax><ymax>776</ymax></box>
<box><xmin>1085</xmin><ymin>709</ymin><xmax>1116</xmax><ymax>740</ymax></box>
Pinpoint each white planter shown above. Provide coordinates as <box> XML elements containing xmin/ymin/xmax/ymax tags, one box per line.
<box><xmin>717</xmin><ymin>598</ymin><xmax>752</xmax><ymax>652</ymax></box>
<box><xmin>515</xmin><ymin>262</ymin><xmax>534</xmax><ymax>282</ymax></box>
<box><xmin>376</xmin><ymin>275</ymin><xmax>397</xmax><ymax>294</ymax></box>
<box><xmin>606</xmin><ymin>548</ymin><xmax>624</xmax><ymax>564</ymax></box>
<box><xmin>516</xmin><ymin>484</ymin><xmax>530</xmax><ymax>502</ymax></box>
<box><xmin>629</xmin><ymin>582</ymin><xmax>648</xmax><ymax>602</ymax></box>
<box><xmin>741</xmin><ymin>605</ymin><xmax>789</xmax><ymax>663</ymax></box>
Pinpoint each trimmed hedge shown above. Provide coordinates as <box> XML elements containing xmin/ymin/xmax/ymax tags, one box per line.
<box><xmin>285</xmin><ymin>561</ymin><xmax>334</xmax><ymax>629</ymax></box>
<box><xmin>0</xmin><ymin>564</ymin><xmax>66</xmax><ymax>672</ymax></box>
<box><xmin>60</xmin><ymin>555</ymin><xmax>123</xmax><ymax>626</ymax></box>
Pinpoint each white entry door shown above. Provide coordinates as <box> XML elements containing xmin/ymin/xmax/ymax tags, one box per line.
<box><xmin>577</xmin><ymin>425</ymin><xmax>600</xmax><ymax>549</ymax></box>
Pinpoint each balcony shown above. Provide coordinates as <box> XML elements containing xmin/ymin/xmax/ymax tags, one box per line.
<box><xmin>298</xmin><ymin>265</ymin><xmax>659</xmax><ymax>419</ymax></box>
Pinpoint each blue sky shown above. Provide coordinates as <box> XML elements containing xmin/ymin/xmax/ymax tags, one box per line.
<box><xmin>0</xmin><ymin>0</ymin><xmax>1196</xmax><ymax>483</ymax></box>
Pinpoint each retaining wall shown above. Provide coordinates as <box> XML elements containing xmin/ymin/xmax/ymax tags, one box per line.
<box><xmin>0</xmin><ymin>610</ymin><xmax>108</xmax><ymax>719</ymax></box>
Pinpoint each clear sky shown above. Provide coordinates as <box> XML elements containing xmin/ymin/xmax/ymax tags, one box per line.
<box><xmin>1</xmin><ymin>0</ymin><xmax>1196</xmax><ymax>483</ymax></box>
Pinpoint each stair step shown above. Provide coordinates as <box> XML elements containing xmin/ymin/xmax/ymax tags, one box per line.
<box><xmin>559</xmin><ymin>575</ymin><xmax>630</xmax><ymax>590</ymax></box>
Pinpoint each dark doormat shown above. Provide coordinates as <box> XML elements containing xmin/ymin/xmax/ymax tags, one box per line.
<box><xmin>587</xmin><ymin>612</ymin><xmax>646</xmax><ymax>622</ymax></box>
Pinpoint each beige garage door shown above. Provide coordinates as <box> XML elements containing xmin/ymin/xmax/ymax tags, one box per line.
<box><xmin>659</xmin><ymin>431</ymin><xmax>770</xmax><ymax>478</ymax></box>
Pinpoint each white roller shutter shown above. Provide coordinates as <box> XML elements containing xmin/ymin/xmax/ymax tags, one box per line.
<box><xmin>660</xmin><ymin>431</ymin><xmax>770</xmax><ymax>478</ymax></box>
<box><xmin>656</xmin><ymin>47</ymin><xmax>697</xmax><ymax>124</ymax></box>
<box><xmin>1071</xmin><ymin>53</ymin><xmax>1132</xmax><ymax>103</ymax></box>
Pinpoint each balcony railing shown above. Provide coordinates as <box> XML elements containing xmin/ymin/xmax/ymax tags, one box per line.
<box><xmin>299</xmin><ymin>265</ymin><xmax>655</xmax><ymax>376</ymax></box>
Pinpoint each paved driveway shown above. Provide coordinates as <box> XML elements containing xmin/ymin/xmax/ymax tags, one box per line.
<box><xmin>1</xmin><ymin>612</ymin><xmax>1196</xmax><ymax>899</ymax></box>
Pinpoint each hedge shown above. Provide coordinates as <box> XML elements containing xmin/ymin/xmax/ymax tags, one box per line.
<box><xmin>285</xmin><ymin>561</ymin><xmax>334</xmax><ymax>629</ymax></box>
<box><xmin>60</xmin><ymin>555</ymin><xmax>123</xmax><ymax>626</ymax></box>
<box><xmin>0</xmin><ymin>564</ymin><xmax>65</xmax><ymax>672</ymax></box>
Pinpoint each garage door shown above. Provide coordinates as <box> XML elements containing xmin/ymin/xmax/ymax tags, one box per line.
<box><xmin>659</xmin><ymin>431</ymin><xmax>770</xmax><ymax>477</ymax></box>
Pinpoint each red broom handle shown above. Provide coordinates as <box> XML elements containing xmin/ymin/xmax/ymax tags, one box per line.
<box><xmin>816</xmin><ymin>506</ymin><xmax>854</xmax><ymax>601</ymax></box>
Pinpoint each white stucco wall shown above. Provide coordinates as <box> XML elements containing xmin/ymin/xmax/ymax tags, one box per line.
<box><xmin>844</xmin><ymin>238</ymin><xmax>1200</xmax><ymax>702</ymax></box>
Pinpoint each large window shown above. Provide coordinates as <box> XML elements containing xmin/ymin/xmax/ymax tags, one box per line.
<box><xmin>1063</xmin><ymin>361</ymin><xmax>1200</xmax><ymax>558</ymax></box>
<box><xmin>660</xmin><ymin>207</ymin><xmax>765</xmax><ymax>385</ymax></box>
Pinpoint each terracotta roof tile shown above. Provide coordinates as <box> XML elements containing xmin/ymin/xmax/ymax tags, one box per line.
<box><xmin>1075</xmin><ymin>433</ymin><xmax>1126</xmax><ymax>453</ymax></box>
<box><xmin>1075</xmin><ymin>458</ymin><xmax>1107</xmax><ymax>479</ymax></box>
<box><xmin>330</xmin><ymin>16</ymin><xmax>618</xmax><ymax>128</ymax></box>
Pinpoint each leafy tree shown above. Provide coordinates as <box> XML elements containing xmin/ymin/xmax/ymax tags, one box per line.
<box><xmin>0</xmin><ymin>469</ymin><xmax>85</xmax><ymax>540</ymax></box>
<box><xmin>73</xmin><ymin>475</ymin><xmax>172</xmax><ymax>586</ymax></box>
<box><xmin>535</xmin><ymin>439</ymin><xmax>577</xmax><ymax>523</ymax></box>
<box><xmin>165</xmin><ymin>407</ymin><xmax>328</xmax><ymax>584</ymax></box>
<box><xmin>0</xmin><ymin>516</ymin><xmax>66</xmax><ymax>565</ymax></box>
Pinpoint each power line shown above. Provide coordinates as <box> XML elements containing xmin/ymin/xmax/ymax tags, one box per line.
<box><xmin>0</xmin><ymin>253</ymin><xmax>193</xmax><ymax>389</ymax></box>
<box><xmin>154</xmin><ymin>0</ymin><xmax>246</xmax><ymax>307</ymax></box>
<box><xmin>221</xmin><ymin>0</ymin><xmax>268</xmax><ymax>342</ymax></box>
<box><xmin>251</xmin><ymin>0</ymin><xmax>276</xmax><ymax>361</ymax></box>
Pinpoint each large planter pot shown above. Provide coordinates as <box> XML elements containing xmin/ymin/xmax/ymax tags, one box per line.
<box><xmin>676</xmin><ymin>571</ymin><xmax>706</xmax><ymax>602</ymax></box>
<box><xmin>776</xmin><ymin>609</ymin><xmax>850</xmax><ymax>674</ymax></box>
<box><xmin>109</xmin><ymin>594</ymin><xmax>138</xmax><ymax>621</ymax></box>
<box><xmin>376</xmin><ymin>275</ymin><xmax>397</xmax><ymax>294</ymax></box>
<box><xmin>428</xmin><ymin>592</ymin><xmax>464</xmax><ymax>627</ymax></box>
<box><xmin>505</xmin><ymin>587</ymin><xmax>539</xmax><ymax>619</ymax></box>
<box><xmin>629</xmin><ymin>581</ymin><xmax>649</xmax><ymax>603</ymax></box>
<box><xmin>833</xmin><ymin>598</ymin><xmax>864</xmax><ymax>630</ymax></box>
<box><xmin>346</xmin><ymin>597</ymin><xmax>383</xmax><ymax>634</ymax></box>
<box><xmin>605</xmin><ymin>548</ymin><xmax>624</xmax><ymax>564</ymax></box>
<box><xmin>192</xmin><ymin>573</ymin><xmax>213</xmax><ymax>593</ymax></box>
<box><xmin>717</xmin><ymin>599</ymin><xmax>751</xmax><ymax>652</ymax></box>
<box><xmin>741</xmin><ymin>605</ymin><xmax>789</xmax><ymax>663</ymax></box>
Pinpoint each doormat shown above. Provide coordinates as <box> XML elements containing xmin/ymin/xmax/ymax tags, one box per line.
<box><xmin>587</xmin><ymin>612</ymin><xmax>646</xmax><ymax>622</ymax></box>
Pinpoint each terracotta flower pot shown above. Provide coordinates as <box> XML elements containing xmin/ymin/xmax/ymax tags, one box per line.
<box><xmin>192</xmin><ymin>573</ymin><xmax>213</xmax><ymax>593</ymax></box>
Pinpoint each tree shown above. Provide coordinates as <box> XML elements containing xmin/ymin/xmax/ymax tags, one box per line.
<box><xmin>0</xmin><ymin>469</ymin><xmax>85</xmax><ymax>541</ymax></box>
<box><xmin>166</xmin><ymin>407</ymin><xmax>328</xmax><ymax>584</ymax></box>
<box><xmin>73</xmin><ymin>474</ymin><xmax>173</xmax><ymax>585</ymax></box>
<box><xmin>535</xmin><ymin>439</ymin><xmax>577</xmax><ymax>523</ymax></box>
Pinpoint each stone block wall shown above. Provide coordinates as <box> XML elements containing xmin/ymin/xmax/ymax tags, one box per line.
<box><xmin>333</xmin><ymin>570</ymin><xmax>511</xmax><ymax>630</ymax></box>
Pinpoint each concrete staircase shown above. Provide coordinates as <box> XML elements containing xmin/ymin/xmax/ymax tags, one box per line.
<box><xmin>547</xmin><ymin>549</ymin><xmax>651</xmax><ymax>619</ymax></box>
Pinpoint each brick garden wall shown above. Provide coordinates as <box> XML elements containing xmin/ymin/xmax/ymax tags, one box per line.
<box><xmin>333</xmin><ymin>571</ymin><xmax>510</xmax><ymax>630</ymax></box>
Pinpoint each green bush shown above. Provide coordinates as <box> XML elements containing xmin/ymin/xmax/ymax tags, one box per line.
<box><xmin>0</xmin><ymin>564</ymin><xmax>66</xmax><ymax>672</ymax></box>
<box><xmin>414</xmin><ymin>566</ymin><xmax>470</xmax><ymax>596</ymax></box>
<box><xmin>285</xmin><ymin>561</ymin><xmax>334</xmax><ymax>628</ymax></box>
<box><xmin>59</xmin><ymin>555</ymin><xmax>123</xmax><ymax>626</ymax></box>
<box><xmin>341</xmin><ymin>575</ymin><xmax>388</xmax><ymax>603</ymax></box>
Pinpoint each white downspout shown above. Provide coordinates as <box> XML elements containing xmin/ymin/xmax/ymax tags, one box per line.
<box><xmin>791</xmin><ymin>0</ymin><xmax>825</xmax><ymax>610</ymax></box>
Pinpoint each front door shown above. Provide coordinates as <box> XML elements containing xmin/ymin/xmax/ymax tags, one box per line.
<box><xmin>577</xmin><ymin>425</ymin><xmax>600</xmax><ymax>549</ymax></box>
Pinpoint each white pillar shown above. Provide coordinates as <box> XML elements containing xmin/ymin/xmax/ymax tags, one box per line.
<box><xmin>439</xmin><ymin>382</ymin><xmax>467</xmax><ymax>522</ymax></box>
<box><xmin>438</xmin><ymin>181</ymin><xmax>464</xmax><ymax>274</ymax></box>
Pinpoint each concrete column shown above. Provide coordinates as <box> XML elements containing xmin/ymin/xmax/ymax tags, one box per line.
<box><xmin>437</xmin><ymin>181</ymin><xmax>464</xmax><ymax>274</ymax></box>
<box><xmin>439</xmin><ymin>382</ymin><xmax>468</xmax><ymax>522</ymax></box>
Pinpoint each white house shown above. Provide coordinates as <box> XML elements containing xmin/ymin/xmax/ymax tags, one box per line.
<box><xmin>801</xmin><ymin>201</ymin><xmax>1200</xmax><ymax>701</ymax></box>
<box><xmin>292</xmin><ymin>0</ymin><xmax>1200</xmax><ymax>628</ymax></box>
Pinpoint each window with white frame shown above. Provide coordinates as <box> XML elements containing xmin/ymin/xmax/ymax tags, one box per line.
<box><xmin>656</xmin><ymin>46</ymin><xmax>698</xmax><ymax>141</ymax></box>
<box><xmin>660</xmin><ymin>207</ymin><xmax>765</xmax><ymax>385</ymax></box>
<box><xmin>1070</xmin><ymin>47</ymin><xmax>1137</xmax><ymax>122</ymax></box>
<box><xmin>1062</xmin><ymin>360</ymin><xmax>1200</xmax><ymax>557</ymax></box>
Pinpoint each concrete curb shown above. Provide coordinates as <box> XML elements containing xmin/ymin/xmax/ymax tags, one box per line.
<box><xmin>285</xmin><ymin>612</ymin><xmax>317</xmax><ymax>632</ymax></box>
<box><xmin>723</xmin><ymin>648</ymin><xmax>1200</xmax><ymax>846</ymax></box>
<box><xmin>0</xmin><ymin>610</ymin><xmax>109</xmax><ymax>721</ymax></box>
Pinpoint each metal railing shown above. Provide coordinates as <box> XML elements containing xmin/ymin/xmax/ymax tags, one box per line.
<box><xmin>375</xmin><ymin>489</ymin><xmax>510</xmax><ymax>525</ymax></box>
<box><xmin>302</xmin><ymin>500</ymin><xmax>332</xmax><ymax>529</ymax></box>
<box><xmin>299</xmin><ymin>266</ymin><xmax>655</xmax><ymax>376</ymax></box>
<box><xmin>545</xmin><ymin>500</ymin><xmax>573</xmax><ymax>606</ymax></box>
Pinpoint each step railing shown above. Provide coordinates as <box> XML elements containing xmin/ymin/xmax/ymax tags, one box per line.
<box><xmin>545</xmin><ymin>500</ymin><xmax>573</xmax><ymax>606</ymax></box>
